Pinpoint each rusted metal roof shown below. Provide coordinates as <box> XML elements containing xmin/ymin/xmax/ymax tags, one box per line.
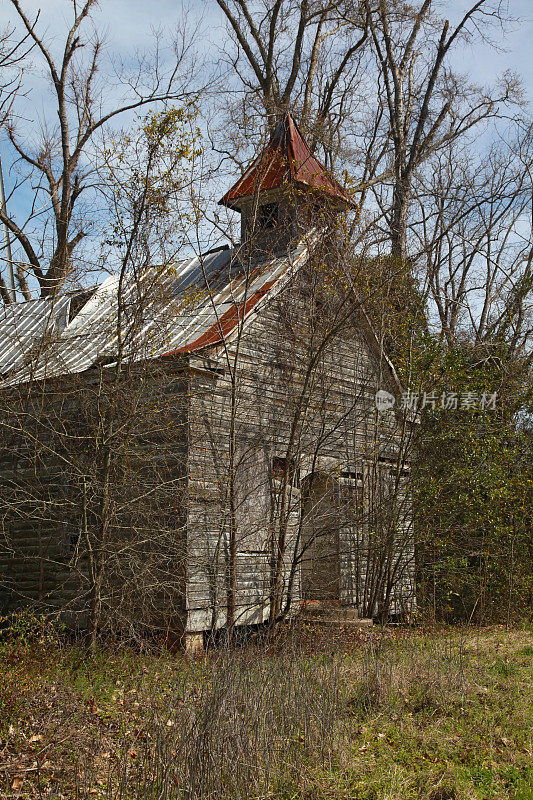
<box><xmin>219</xmin><ymin>113</ymin><xmax>356</xmax><ymax>210</ymax></box>
<box><xmin>0</xmin><ymin>241</ymin><xmax>311</xmax><ymax>387</ymax></box>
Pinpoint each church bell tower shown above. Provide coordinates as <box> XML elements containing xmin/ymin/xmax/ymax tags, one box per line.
<box><xmin>219</xmin><ymin>113</ymin><xmax>356</xmax><ymax>257</ymax></box>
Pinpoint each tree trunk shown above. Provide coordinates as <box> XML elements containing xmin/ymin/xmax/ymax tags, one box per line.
<box><xmin>390</xmin><ymin>178</ymin><xmax>411</xmax><ymax>262</ymax></box>
<box><xmin>85</xmin><ymin>447</ymin><xmax>112</xmax><ymax>653</ymax></box>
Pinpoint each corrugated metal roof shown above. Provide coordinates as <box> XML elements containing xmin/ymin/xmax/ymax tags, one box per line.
<box><xmin>0</xmin><ymin>295</ymin><xmax>72</xmax><ymax>375</ymax></box>
<box><xmin>219</xmin><ymin>113</ymin><xmax>356</xmax><ymax>210</ymax></box>
<box><xmin>0</xmin><ymin>241</ymin><xmax>311</xmax><ymax>387</ymax></box>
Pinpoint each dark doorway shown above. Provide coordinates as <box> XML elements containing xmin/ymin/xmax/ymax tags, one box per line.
<box><xmin>301</xmin><ymin>473</ymin><xmax>340</xmax><ymax>603</ymax></box>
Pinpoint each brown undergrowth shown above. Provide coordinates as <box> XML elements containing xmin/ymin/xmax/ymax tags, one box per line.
<box><xmin>0</xmin><ymin>621</ymin><xmax>531</xmax><ymax>799</ymax></box>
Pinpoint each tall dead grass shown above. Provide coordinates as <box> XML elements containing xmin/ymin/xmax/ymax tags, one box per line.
<box><xmin>94</xmin><ymin>629</ymin><xmax>475</xmax><ymax>799</ymax></box>
<box><xmin>3</xmin><ymin>623</ymin><xmax>504</xmax><ymax>799</ymax></box>
<box><xmin>102</xmin><ymin>639</ymin><xmax>344</xmax><ymax>799</ymax></box>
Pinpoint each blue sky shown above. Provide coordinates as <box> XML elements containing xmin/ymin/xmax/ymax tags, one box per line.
<box><xmin>0</xmin><ymin>0</ymin><xmax>531</xmax><ymax>291</ymax></box>
<box><xmin>1</xmin><ymin>0</ymin><xmax>530</xmax><ymax>116</ymax></box>
<box><xmin>9</xmin><ymin>0</ymin><xmax>525</xmax><ymax>96</ymax></box>
<box><xmin>1</xmin><ymin>0</ymin><xmax>531</xmax><ymax>160</ymax></box>
<box><xmin>449</xmin><ymin>0</ymin><xmax>532</xmax><ymax>100</ymax></box>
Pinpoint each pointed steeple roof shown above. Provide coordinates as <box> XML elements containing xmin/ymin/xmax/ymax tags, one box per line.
<box><xmin>219</xmin><ymin>113</ymin><xmax>356</xmax><ymax>210</ymax></box>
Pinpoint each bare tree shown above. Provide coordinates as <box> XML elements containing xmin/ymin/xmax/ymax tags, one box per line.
<box><xmin>0</xmin><ymin>22</ymin><xmax>33</xmax><ymax>303</ymax></box>
<box><xmin>210</xmin><ymin>0</ymin><xmax>521</xmax><ymax>270</ymax></box>
<box><xmin>211</xmin><ymin>0</ymin><xmax>369</xmax><ymax>167</ymax></box>
<box><xmin>0</xmin><ymin>21</ymin><xmax>30</xmax><ymax>128</ymax></box>
<box><xmin>214</xmin><ymin>0</ymin><xmax>369</xmax><ymax>123</ymax></box>
<box><xmin>360</xmin><ymin>0</ymin><xmax>521</xmax><ymax>262</ymax></box>
<box><xmin>411</xmin><ymin>120</ymin><xmax>532</xmax><ymax>352</ymax></box>
<box><xmin>0</xmin><ymin>0</ymin><xmax>200</xmax><ymax>302</ymax></box>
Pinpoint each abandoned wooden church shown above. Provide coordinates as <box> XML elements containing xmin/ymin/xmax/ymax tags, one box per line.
<box><xmin>0</xmin><ymin>114</ymin><xmax>416</xmax><ymax>646</ymax></box>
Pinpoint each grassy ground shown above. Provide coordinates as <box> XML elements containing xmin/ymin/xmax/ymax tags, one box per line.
<box><xmin>0</xmin><ymin>622</ymin><xmax>531</xmax><ymax>799</ymax></box>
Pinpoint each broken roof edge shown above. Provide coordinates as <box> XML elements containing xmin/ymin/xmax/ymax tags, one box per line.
<box><xmin>160</xmin><ymin>236</ymin><xmax>314</xmax><ymax>360</ymax></box>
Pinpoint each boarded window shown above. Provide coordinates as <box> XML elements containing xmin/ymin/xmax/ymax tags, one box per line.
<box><xmin>272</xmin><ymin>456</ymin><xmax>299</xmax><ymax>487</ymax></box>
<box><xmin>256</xmin><ymin>202</ymin><xmax>278</xmax><ymax>231</ymax></box>
<box><xmin>340</xmin><ymin>471</ymin><xmax>364</xmax><ymax>516</ymax></box>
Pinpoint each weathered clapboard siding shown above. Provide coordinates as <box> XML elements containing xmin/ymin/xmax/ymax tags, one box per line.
<box><xmin>184</xmin><ymin>272</ymin><xmax>416</xmax><ymax>631</ymax></box>
<box><xmin>0</xmin><ymin>113</ymin><xmax>419</xmax><ymax>636</ymax></box>
<box><xmin>0</xmin><ymin>273</ymin><xmax>415</xmax><ymax>633</ymax></box>
<box><xmin>0</xmin><ymin>278</ymin><xmax>415</xmax><ymax>633</ymax></box>
<box><xmin>0</xmin><ymin>365</ymin><xmax>191</xmax><ymax>633</ymax></box>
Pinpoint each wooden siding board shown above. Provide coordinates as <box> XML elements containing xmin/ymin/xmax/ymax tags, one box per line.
<box><xmin>0</xmin><ymin>370</ymin><xmax>190</xmax><ymax>630</ymax></box>
<box><xmin>1</xmin><ymin>267</ymin><xmax>415</xmax><ymax>633</ymax></box>
<box><xmin>185</xmin><ymin>279</ymin><xmax>415</xmax><ymax>630</ymax></box>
